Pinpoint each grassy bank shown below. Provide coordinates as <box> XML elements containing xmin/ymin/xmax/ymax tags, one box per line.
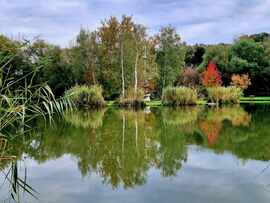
<box><xmin>106</xmin><ymin>97</ymin><xmax>270</xmax><ymax>107</ymax></box>
<box><xmin>240</xmin><ymin>97</ymin><xmax>270</xmax><ymax>104</ymax></box>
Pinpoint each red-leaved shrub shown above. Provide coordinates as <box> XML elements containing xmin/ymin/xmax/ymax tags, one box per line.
<box><xmin>201</xmin><ymin>62</ymin><xmax>222</xmax><ymax>87</ymax></box>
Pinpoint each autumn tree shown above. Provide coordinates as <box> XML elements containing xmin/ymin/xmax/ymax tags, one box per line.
<box><xmin>230</xmin><ymin>73</ymin><xmax>251</xmax><ymax>90</ymax></box>
<box><xmin>201</xmin><ymin>62</ymin><xmax>222</xmax><ymax>87</ymax></box>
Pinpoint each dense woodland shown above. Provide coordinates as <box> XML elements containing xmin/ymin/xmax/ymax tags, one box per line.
<box><xmin>1</xmin><ymin>15</ymin><xmax>270</xmax><ymax>99</ymax></box>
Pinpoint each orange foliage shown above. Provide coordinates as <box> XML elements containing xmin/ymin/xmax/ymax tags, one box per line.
<box><xmin>201</xmin><ymin>62</ymin><xmax>222</xmax><ymax>87</ymax></box>
<box><xmin>231</xmin><ymin>114</ymin><xmax>251</xmax><ymax>127</ymax></box>
<box><xmin>199</xmin><ymin>120</ymin><xmax>222</xmax><ymax>145</ymax></box>
<box><xmin>230</xmin><ymin>74</ymin><xmax>251</xmax><ymax>90</ymax></box>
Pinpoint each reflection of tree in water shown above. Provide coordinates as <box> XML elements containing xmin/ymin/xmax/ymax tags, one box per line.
<box><xmin>7</xmin><ymin>105</ymin><xmax>270</xmax><ymax>191</ymax></box>
<box><xmin>205</xmin><ymin>106</ymin><xmax>251</xmax><ymax>127</ymax></box>
<box><xmin>162</xmin><ymin>107</ymin><xmax>201</xmax><ymax>127</ymax></box>
<box><xmin>6</xmin><ymin>109</ymin><xmax>187</xmax><ymax>189</ymax></box>
<box><xmin>64</xmin><ymin>109</ymin><xmax>106</xmax><ymax>129</ymax></box>
<box><xmin>88</xmin><ymin>110</ymin><xmax>165</xmax><ymax>188</ymax></box>
<box><xmin>199</xmin><ymin>106</ymin><xmax>251</xmax><ymax>145</ymax></box>
<box><xmin>199</xmin><ymin>120</ymin><xmax>222</xmax><ymax>146</ymax></box>
<box><xmin>87</xmin><ymin>110</ymin><xmax>151</xmax><ymax>189</ymax></box>
<box><xmin>157</xmin><ymin>123</ymin><xmax>187</xmax><ymax>176</ymax></box>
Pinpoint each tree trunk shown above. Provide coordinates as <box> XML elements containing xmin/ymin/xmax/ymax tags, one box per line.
<box><xmin>121</xmin><ymin>43</ymin><xmax>125</xmax><ymax>98</ymax></box>
<box><xmin>122</xmin><ymin>112</ymin><xmax>125</xmax><ymax>154</ymax></box>
<box><xmin>91</xmin><ymin>61</ymin><xmax>96</xmax><ymax>85</ymax></box>
<box><xmin>135</xmin><ymin>113</ymin><xmax>138</xmax><ymax>155</ymax></box>
<box><xmin>134</xmin><ymin>49</ymin><xmax>139</xmax><ymax>95</ymax></box>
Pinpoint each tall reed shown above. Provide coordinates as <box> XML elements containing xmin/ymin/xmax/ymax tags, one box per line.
<box><xmin>119</xmin><ymin>87</ymin><xmax>145</xmax><ymax>108</ymax></box>
<box><xmin>65</xmin><ymin>85</ymin><xmax>105</xmax><ymax>108</ymax></box>
<box><xmin>162</xmin><ymin>86</ymin><xmax>198</xmax><ymax>106</ymax></box>
<box><xmin>207</xmin><ymin>86</ymin><xmax>243</xmax><ymax>104</ymax></box>
<box><xmin>0</xmin><ymin>55</ymin><xmax>72</xmax><ymax>133</ymax></box>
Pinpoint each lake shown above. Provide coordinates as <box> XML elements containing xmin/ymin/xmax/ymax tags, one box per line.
<box><xmin>1</xmin><ymin>105</ymin><xmax>270</xmax><ymax>203</ymax></box>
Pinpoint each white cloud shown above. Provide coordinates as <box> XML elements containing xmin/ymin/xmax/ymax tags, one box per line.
<box><xmin>0</xmin><ymin>0</ymin><xmax>270</xmax><ymax>46</ymax></box>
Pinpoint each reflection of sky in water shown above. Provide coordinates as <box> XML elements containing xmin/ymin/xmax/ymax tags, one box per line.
<box><xmin>2</xmin><ymin>145</ymin><xmax>270</xmax><ymax>203</ymax></box>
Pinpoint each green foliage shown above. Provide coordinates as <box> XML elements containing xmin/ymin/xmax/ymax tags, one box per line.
<box><xmin>0</xmin><ymin>37</ymin><xmax>76</xmax><ymax>96</ymax></box>
<box><xmin>3</xmin><ymin>24</ymin><xmax>270</xmax><ymax>99</ymax></box>
<box><xmin>230</xmin><ymin>39</ymin><xmax>269</xmax><ymax>74</ymax></box>
<box><xmin>65</xmin><ymin>85</ymin><xmax>105</xmax><ymax>108</ymax></box>
<box><xmin>199</xmin><ymin>44</ymin><xmax>231</xmax><ymax>74</ymax></box>
<box><xmin>69</xmin><ymin>29</ymin><xmax>99</xmax><ymax>85</ymax></box>
<box><xmin>239</xmin><ymin>32</ymin><xmax>270</xmax><ymax>43</ymax></box>
<box><xmin>36</xmin><ymin>43</ymin><xmax>76</xmax><ymax>96</ymax></box>
<box><xmin>230</xmin><ymin>39</ymin><xmax>270</xmax><ymax>95</ymax></box>
<box><xmin>162</xmin><ymin>86</ymin><xmax>198</xmax><ymax>106</ymax></box>
<box><xmin>67</xmin><ymin>16</ymin><xmax>158</xmax><ymax>99</ymax></box>
<box><xmin>156</xmin><ymin>26</ymin><xmax>186</xmax><ymax>94</ymax></box>
<box><xmin>0</xmin><ymin>35</ymin><xmax>19</xmax><ymax>56</ymax></box>
<box><xmin>184</xmin><ymin>44</ymin><xmax>205</xmax><ymax>67</ymax></box>
<box><xmin>207</xmin><ymin>86</ymin><xmax>243</xmax><ymax>104</ymax></box>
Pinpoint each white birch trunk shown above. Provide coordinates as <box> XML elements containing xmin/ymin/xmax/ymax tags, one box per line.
<box><xmin>134</xmin><ymin>50</ymin><xmax>139</xmax><ymax>95</ymax></box>
<box><xmin>121</xmin><ymin>42</ymin><xmax>125</xmax><ymax>98</ymax></box>
<box><xmin>122</xmin><ymin>112</ymin><xmax>125</xmax><ymax>154</ymax></box>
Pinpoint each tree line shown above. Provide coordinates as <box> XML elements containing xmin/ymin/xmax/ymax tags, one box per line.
<box><xmin>1</xmin><ymin>15</ymin><xmax>270</xmax><ymax>99</ymax></box>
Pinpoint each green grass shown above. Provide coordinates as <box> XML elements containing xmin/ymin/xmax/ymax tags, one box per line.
<box><xmin>105</xmin><ymin>97</ymin><xmax>270</xmax><ymax>107</ymax></box>
<box><xmin>106</xmin><ymin>101</ymin><xmax>116</xmax><ymax>106</ymax></box>
<box><xmin>240</xmin><ymin>96</ymin><xmax>270</xmax><ymax>103</ymax></box>
<box><xmin>240</xmin><ymin>100</ymin><xmax>270</xmax><ymax>104</ymax></box>
<box><xmin>139</xmin><ymin>100</ymin><xmax>206</xmax><ymax>107</ymax></box>
<box><xmin>240</xmin><ymin>97</ymin><xmax>270</xmax><ymax>101</ymax></box>
<box><xmin>196</xmin><ymin>100</ymin><xmax>207</xmax><ymax>105</ymax></box>
<box><xmin>145</xmin><ymin>100</ymin><xmax>162</xmax><ymax>106</ymax></box>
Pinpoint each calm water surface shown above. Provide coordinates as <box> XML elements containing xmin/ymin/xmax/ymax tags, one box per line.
<box><xmin>1</xmin><ymin>105</ymin><xmax>270</xmax><ymax>202</ymax></box>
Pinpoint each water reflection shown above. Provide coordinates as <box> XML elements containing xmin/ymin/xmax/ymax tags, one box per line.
<box><xmin>2</xmin><ymin>105</ymin><xmax>270</xmax><ymax>201</ymax></box>
<box><xmin>63</xmin><ymin>109</ymin><xmax>106</xmax><ymax>129</ymax></box>
<box><xmin>199</xmin><ymin>106</ymin><xmax>252</xmax><ymax>146</ymax></box>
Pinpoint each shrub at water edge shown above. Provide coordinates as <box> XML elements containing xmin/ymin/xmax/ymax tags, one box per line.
<box><xmin>207</xmin><ymin>86</ymin><xmax>243</xmax><ymax>104</ymax></box>
<box><xmin>119</xmin><ymin>87</ymin><xmax>145</xmax><ymax>108</ymax></box>
<box><xmin>162</xmin><ymin>86</ymin><xmax>198</xmax><ymax>106</ymax></box>
<box><xmin>65</xmin><ymin>85</ymin><xmax>105</xmax><ymax>108</ymax></box>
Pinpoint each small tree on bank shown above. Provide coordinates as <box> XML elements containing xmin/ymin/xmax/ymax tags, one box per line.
<box><xmin>230</xmin><ymin>73</ymin><xmax>251</xmax><ymax>90</ymax></box>
<box><xmin>201</xmin><ymin>62</ymin><xmax>222</xmax><ymax>87</ymax></box>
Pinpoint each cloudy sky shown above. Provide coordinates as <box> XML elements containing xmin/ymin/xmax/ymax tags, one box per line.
<box><xmin>1</xmin><ymin>0</ymin><xmax>270</xmax><ymax>46</ymax></box>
